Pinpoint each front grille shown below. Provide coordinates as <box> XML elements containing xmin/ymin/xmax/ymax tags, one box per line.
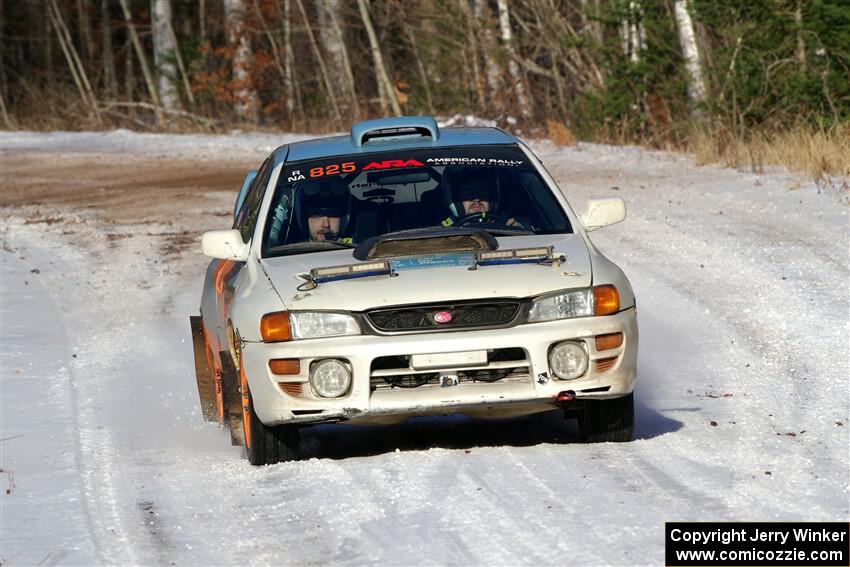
<box><xmin>367</xmin><ymin>301</ymin><xmax>521</xmax><ymax>333</ymax></box>
<box><xmin>369</xmin><ymin>235</ymin><xmax>486</xmax><ymax>258</ymax></box>
<box><xmin>370</xmin><ymin>347</ymin><xmax>530</xmax><ymax>391</ymax></box>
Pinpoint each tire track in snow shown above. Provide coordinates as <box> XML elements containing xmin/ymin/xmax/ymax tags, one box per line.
<box><xmin>6</xmin><ymin>219</ymin><xmax>177</xmax><ymax>564</ymax></box>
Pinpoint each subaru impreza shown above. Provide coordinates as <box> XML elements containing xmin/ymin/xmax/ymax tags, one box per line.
<box><xmin>190</xmin><ymin>116</ymin><xmax>638</xmax><ymax>465</ymax></box>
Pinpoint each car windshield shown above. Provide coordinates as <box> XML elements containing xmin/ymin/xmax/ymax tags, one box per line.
<box><xmin>262</xmin><ymin>144</ymin><xmax>572</xmax><ymax>257</ymax></box>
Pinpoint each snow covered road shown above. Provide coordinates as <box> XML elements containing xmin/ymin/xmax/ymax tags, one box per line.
<box><xmin>1</xmin><ymin>132</ymin><xmax>847</xmax><ymax>565</ymax></box>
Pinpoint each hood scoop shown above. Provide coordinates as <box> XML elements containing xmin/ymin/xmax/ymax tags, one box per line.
<box><xmin>353</xmin><ymin>228</ymin><xmax>497</xmax><ymax>260</ymax></box>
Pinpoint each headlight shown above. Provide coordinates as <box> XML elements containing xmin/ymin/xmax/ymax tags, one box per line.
<box><xmin>310</xmin><ymin>359</ymin><xmax>352</xmax><ymax>398</ymax></box>
<box><xmin>528</xmin><ymin>289</ymin><xmax>593</xmax><ymax>322</ymax></box>
<box><xmin>289</xmin><ymin>312</ymin><xmax>360</xmax><ymax>340</ymax></box>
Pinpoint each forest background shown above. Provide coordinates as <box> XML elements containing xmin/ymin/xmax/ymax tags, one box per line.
<box><xmin>1</xmin><ymin>0</ymin><xmax>848</xmax><ymax>178</ymax></box>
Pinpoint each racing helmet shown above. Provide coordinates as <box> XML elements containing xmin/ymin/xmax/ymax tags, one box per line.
<box><xmin>442</xmin><ymin>167</ymin><xmax>500</xmax><ymax>218</ymax></box>
<box><xmin>295</xmin><ymin>177</ymin><xmax>351</xmax><ymax>237</ymax></box>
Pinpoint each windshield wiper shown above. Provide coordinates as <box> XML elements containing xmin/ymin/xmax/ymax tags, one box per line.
<box><xmin>476</xmin><ymin>227</ymin><xmax>534</xmax><ymax>236</ymax></box>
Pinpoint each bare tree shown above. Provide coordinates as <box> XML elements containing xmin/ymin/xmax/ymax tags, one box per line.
<box><xmin>48</xmin><ymin>0</ymin><xmax>101</xmax><ymax>122</ymax></box>
<box><xmin>325</xmin><ymin>4</ymin><xmax>359</xmax><ymax>120</ymax></box>
<box><xmin>294</xmin><ymin>0</ymin><xmax>342</xmax><ymax>126</ymax></box>
<box><xmin>497</xmin><ymin>0</ymin><xmax>532</xmax><ymax>120</ymax></box>
<box><xmin>317</xmin><ymin>0</ymin><xmax>357</xmax><ymax>119</ymax></box>
<box><xmin>457</xmin><ymin>0</ymin><xmax>485</xmax><ymax>111</ymax></box>
<box><xmin>151</xmin><ymin>0</ymin><xmax>181</xmax><ymax>112</ymax></box>
<box><xmin>165</xmin><ymin>18</ymin><xmax>195</xmax><ymax>107</ymax></box>
<box><xmin>357</xmin><ymin>0</ymin><xmax>401</xmax><ymax>116</ymax></box>
<box><xmin>252</xmin><ymin>0</ymin><xmax>287</xmax><ymax>82</ymax></box>
<box><xmin>118</xmin><ymin>0</ymin><xmax>164</xmax><ymax>124</ymax></box>
<box><xmin>620</xmin><ymin>1</ymin><xmax>646</xmax><ymax>64</ymax></box>
<box><xmin>125</xmin><ymin>36</ymin><xmax>135</xmax><ymax>103</ymax></box>
<box><xmin>475</xmin><ymin>0</ymin><xmax>503</xmax><ymax>114</ymax></box>
<box><xmin>224</xmin><ymin>0</ymin><xmax>260</xmax><ymax>124</ymax></box>
<box><xmin>673</xmin><ymin>0</ymin><xmax>708</xmax><ymax>116</ymax></box>
<box><xmin>281</xmin><ymin>0</ymin><xmax>297</xmax><ymax>118</ymax></box>
<box><xmin>101</xmin><ymin>0</ymin><xmax>117</xmax><ymax>98</ymax></box>
<box><xmin>76</xmin><ymin>0</ymin><xmax>95</xmax><ymax>71</ymax></box>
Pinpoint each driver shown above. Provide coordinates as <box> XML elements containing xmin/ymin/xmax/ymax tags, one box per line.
<box><xmin>440</xmin><ymin>168</ymin><xmax>522</xmax><ymax>228</ymax></box>
<box><xmin>296</xmin><ymin>177</ymin><xmax>353</xmax><ymax>243</ymax></box>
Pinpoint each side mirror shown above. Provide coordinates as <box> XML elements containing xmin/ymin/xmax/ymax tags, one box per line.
<box><xmin>233</xmin><ymin>169</ymin><xmax>258</xmax><ymax>218</ymax></box>
<box><xmin>580</xmin><ymin>198</ymin><xmax>626</xmax><ymax>232</ymax></box>
<box><xmin>202</xmin><ymin>229</ymin><xmax>249</xmax><ymax>261</ymax></box>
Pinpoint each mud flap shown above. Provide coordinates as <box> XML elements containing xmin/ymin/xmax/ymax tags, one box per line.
<box><xmin>189</xmin><ymin>316</ymin><xmax>217</xmax><ymax>422</ymax></box>
<box><xmin>219</xmin><ymin>352</ymin><xmax>245</xmax><ymax>446</ymax></box>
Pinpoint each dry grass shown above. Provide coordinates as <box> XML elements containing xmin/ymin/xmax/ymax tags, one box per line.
<box><xmin>691</xmin><ymin>123</ymin><xmax>850</xmax><ymax>179</ymax></box>
<box><xmin>546</xmin><ymin>119</ymin><xmax>577</xmax><ymax>146</ymax></box>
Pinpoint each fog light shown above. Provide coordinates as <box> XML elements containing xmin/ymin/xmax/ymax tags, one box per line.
<box><xmin>309</xmin><ymin>359</ymin><xmax>351</xmax><ymax>398</ymax></box>
<box><xmin>548</xmin><ymin>341</ymin><xmax>588</xmax><ymax>380</ymax></box>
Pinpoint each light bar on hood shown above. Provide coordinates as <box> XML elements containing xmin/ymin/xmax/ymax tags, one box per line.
<box><xmin>310</xmin><ymin>260</ymin><xmax>392</xmax><ymax>284</ymax></box>
<box><xmin>475</xmin><ymin>246</ymin><xmax>553</xmax><ymax>266</ymax></box>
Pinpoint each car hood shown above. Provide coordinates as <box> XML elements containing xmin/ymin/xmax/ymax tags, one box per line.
<box><xmin>260</xmin><ymin>234</ymin><xmax>592</xmax><ymax>312</ymax></box>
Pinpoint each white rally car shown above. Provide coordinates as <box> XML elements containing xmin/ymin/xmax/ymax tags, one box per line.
<box><xmin>190</xmin><ymin>117</ymin><xmax>638</xmax><ymax>465</ymax></box>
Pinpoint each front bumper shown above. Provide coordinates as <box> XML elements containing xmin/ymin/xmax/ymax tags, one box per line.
<box><xmin>242</xmin><ymin>308</ymin><xmax>638</xmax><ymax>426</ymax></box>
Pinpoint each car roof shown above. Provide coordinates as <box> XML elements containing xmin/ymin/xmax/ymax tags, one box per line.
<box><xmin>273</xmin><ymin>121</ymin><xmax>520</xmax><ymax>165</ymax></box>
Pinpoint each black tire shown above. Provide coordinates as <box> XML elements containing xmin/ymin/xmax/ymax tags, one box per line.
<box><xmin>245</xmin><ymin>385</ymin><xmax>300</xmax><ymax>465</ymax></box>
<box><xmin>578</xmin><ymin>393</ymin><xmax>634</xmax><ymax>443</ymax></box>
<box><xmin>218</xmin><ymin>352</ymin><xmax>244</xmax><ymax>446</ymax></box>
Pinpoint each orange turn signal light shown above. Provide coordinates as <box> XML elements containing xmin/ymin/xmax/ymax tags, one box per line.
<box><xmin>595</xmin><ymin>332</ymin><xmax>624</xmax><ymax>351</ymax></box>
<box><xmin>593</xmin><ymin>285</ymin><xmax>619</xmax><ymax>316</ymax></box>
<box><xmin>269</xmin><ymin>358</ymin><xmax>301</xmax><ymax>375</ymax></box>
<box><xmin>260</xmin><ymin>311</ymin><xmax>292</xmax><ymax>342</ymax></box>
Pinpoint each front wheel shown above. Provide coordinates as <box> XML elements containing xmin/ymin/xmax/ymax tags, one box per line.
<box><xmin>578</xmin><ymin>393</ymin><xmax>634</xmax><ymax>443</ymax></box>
<box><xmin>243</xmin><ymin>376</ymin><xmax>300</xmax><ymax>465</ymax></box>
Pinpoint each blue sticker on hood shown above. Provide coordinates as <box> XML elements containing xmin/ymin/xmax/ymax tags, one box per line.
<box><xmin>389</xmin><ymin>253</ymin><xmax>476</xmax><ymax>272</ymax></box>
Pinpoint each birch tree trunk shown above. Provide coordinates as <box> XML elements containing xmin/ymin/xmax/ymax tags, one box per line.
<box><xmin>317</xmin><ymin>0</ymin><xmax>355</xmax><ymax>118</ymax></box>
<box><xmin>326</xmin><ymin>5</ymin><xmax>359</xmax><ymax>120</ymax></box>
<box><xmin>357</xmin><ymin>0</ymin><xmax>401</xmax><ymax>116</ymax></box>
<box><xmin>274</xmin><ymin>0</ymin><xmax>305</xmax><ymax>122</ymax></box>
<box><xmin>475</xmin><ymin>0</ymin><xmax>503</xmax><ymax>113</ymax></box>
<box><xmin>673</xmin><ymin>0</ymin><xmax>707</xmax><ymax>115</ymax></box>
<box><xmin>224</xmin><ymin>0</ymin><xmax>260</xmax><ymax>124</ymax></box>
<box><xmin>496</xmin><ymin>0</ymin><xmax>532</xmax><ymax>120</ymax></box>
<box><xmin>165</xmin><ymin>18</ymin><xmax>195</xmax><ymax>107</ymax></box>
<box><xmin>619</xmin><ymin>1</ymin><xmax>644</xmax><ymax>63</ymax></box>
<box><xmin>151</xmin><ymin>0</ymin><xmax>181</xmax><ymax>112</ymax></box>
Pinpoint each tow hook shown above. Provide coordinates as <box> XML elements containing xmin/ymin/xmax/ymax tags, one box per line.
<box><xmin>555</xmin><ymin>390</ymin><xmax>576</xmax><ymax>406</ymax></box>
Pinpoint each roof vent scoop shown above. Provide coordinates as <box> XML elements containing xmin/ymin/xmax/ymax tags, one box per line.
<box><xmin>351</xmin><ymin>116</ymin><xmax>439</xmax><ymax>147</ymax></box>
